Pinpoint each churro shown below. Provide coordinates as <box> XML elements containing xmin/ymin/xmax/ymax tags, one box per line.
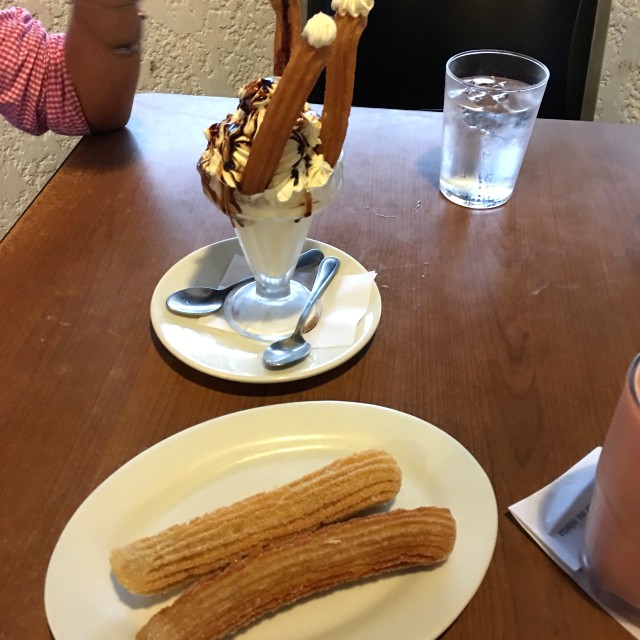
<box><xmin>110</xmin><ymin>449</ymin><xmax>401</xmax><ymax>595</ymax></box>
<box><xmin>136</xmin><ymin>507</ymin><xmax>456</xmax><ymax>640</ymax></box>
<box><xmin>320</xmin><ymin>0</ymin><xmax>374</xmax><ymax>166</ymax></box>
<box><xmin>240</xmin><ymin>12</ymin><xmax>336</xmax><ymax>196</ymax></box>
<box><xmin>270</xmin><ymin>0</ymin><xmax>302</xmax><ymax>75</ymax></box>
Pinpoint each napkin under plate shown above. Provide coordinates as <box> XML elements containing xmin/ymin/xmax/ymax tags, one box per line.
<box><xmin>196</xmin><ymin>254</ymin><xmax>377</xmax><ymax>348</ymax></box>
<box><xmin>509</xmin><ymin>447</ymin><xmax>639</xmax><ymax>637</ymax></box>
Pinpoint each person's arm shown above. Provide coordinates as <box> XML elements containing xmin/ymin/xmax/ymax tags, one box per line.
<box><xmin>64</xmin><ymin>0</ymin><xmax>143</xmax><ymax>133</ymax></box>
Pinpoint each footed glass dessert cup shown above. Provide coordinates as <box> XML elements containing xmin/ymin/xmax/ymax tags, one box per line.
<box><xmin>203</xmin><ymin>162</ymin><xmax>343</xmax><ymax>342</ymax></box>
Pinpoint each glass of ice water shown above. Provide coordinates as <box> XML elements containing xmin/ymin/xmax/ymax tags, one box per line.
<box><xmin>439</xmin><ymin>50</ymin><xmax>549</xmax><ymax>209</ymax></box>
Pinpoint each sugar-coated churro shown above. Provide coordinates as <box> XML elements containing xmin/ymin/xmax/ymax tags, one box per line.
<box><xmin>270</xmin><ymin>0</ymin><xmax>302</xmax><ymax>75</ymax></box>
<box><xmin>110</xmin><ymin>449</ymin><xmax>401</xmax><ymax>595</ymax></box>
<box><xmin>136</xmin><ymin>507</ymin><xmax>457</xmax><ymax>640</ymax></box>
<box><xmin>320</xmin><ymin>0</ymin><xmax>374</xmax><ymax>166</ymax></box>
<box><xmin>240</xmin><ymin>12</ymin><xmax>336</xmax><ymax>196</ymax></box>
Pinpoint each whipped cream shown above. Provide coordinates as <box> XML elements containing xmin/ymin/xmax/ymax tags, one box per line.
<box><xmin>331</xmin><ymin>0</ymin><xmax>374</xmax><ymax>18</ymax></box>
<box><xmin>303</xmin><ymin>12</ymin><xmax>337</xmax><ymax>47</ymax></box>
<box><xmin>198</xmin><ymin>77</ymin><xmax>335</xmax><ymax>219</ymax></box>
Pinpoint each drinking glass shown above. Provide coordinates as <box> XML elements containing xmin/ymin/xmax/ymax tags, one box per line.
<box><xmin>439</xmin><ymin>50</ymin><xmax>549</xmax><ymax>209</ymax></box>
<box><xmin>200</xmin><ymin>162</ymin><xmax>343</xmax><ymax>342</ymax></box>
<box><xmin>583</xmin><ymin>353</ymin><xmax>640</xmax><ymax>621</ymax></box>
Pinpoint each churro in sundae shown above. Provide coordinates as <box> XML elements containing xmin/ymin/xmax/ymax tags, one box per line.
<box><xmin>320</xmin><ymin>0</ymin><xmax>374</xmax><ymax>167</ymax></box>
<box><xmin>241</xmin><ymin>12</ymin><xmax>335</xmax><ymax>195</ymax></box>
<box><xmin>270</xmin><ymin>0</ymin><xmax>302</xmax><ymax>75</ymax></box>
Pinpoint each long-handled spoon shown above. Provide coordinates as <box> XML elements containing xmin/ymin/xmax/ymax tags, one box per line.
<box><xmin>263</xmin><ymin>256</ymin><xmax>340</xmax><ymax>369</ymax></box>
<box><xmin>166</xmin><ymin>248</ymin><xmax>325</xmax><ymax>317</ymax></box>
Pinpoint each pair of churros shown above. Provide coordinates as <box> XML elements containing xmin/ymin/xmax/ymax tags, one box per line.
<box><xmin>240</xmin><ymin>12</ymin><xmax>336</xmax><ymax>196</ymax></box>
<box><xmin>110</xmin><ymin>449</ymin><xmax>402</xmax><ymax>595</ymax></box>
<box><xmin>136</xmin><ymin>507</ymin><xmax>456</xmax><ymax>640</ymax></box>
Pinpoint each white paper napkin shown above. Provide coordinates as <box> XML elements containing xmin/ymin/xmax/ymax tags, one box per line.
<box><xmin>509</xmin><ymin>447</ymin><xmax>640</xmax><ymax>637</ymax></box>
<box><xmin>197</xmin><ymin>254</ymin><xmax>376</xmax><ymax>348</ymax></box>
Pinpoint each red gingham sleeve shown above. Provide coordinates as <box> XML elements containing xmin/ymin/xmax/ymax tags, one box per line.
<box><xmin>0</xmin><ymin>7</ymin><xmax>90</xmax><ymax>136</ymax></box>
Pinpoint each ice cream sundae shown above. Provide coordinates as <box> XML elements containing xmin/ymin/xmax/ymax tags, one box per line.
<box><xmin>197</xmin><ymin>12</ymin><xmax>337</xmax><ymax>221</ymax></box>
<box><xmin>196</xmin><ymin>0</ymin><xmax>374</xmax><ymax>341</ymax></box>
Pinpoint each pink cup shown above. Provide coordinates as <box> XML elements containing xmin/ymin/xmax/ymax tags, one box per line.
<box><xmin>583</xmin><ymin>353</ymin><xmax>640</xmax><ymax>620</ymax></box>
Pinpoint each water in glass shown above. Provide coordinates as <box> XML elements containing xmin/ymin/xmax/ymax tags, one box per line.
<box><xmin>440</xmin><ymin>76</ymin><xmax>540</xmax><ymax>209</ymax></box>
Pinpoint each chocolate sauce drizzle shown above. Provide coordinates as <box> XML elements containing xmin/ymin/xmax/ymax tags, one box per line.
<box><xmin>199</xmin><ymin>76</ymin><xmax>322</xmax><ymax>223</ymax></box>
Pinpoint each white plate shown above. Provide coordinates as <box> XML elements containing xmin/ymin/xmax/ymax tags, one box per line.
<box><xmin>45</xmin><ymin>401</ymin><xmax>498</xmax><ymax>640</ymax></box>
<box><xmin>150</xmin><ymin>238</ymin><xmax>381</xmax><ymax>383</ymax></box>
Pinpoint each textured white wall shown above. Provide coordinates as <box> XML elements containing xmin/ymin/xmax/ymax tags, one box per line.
<box><xmin>136</xmin><ymin>0</ymin><xmax>274</xmax><ymax>97</ymax></box>
<box><xmin>596</xmin><ymin>0</ymin><xmax>640</xmax><ymax>121</ymax></box>
<box><xmin>1</xmin><ymin>0</ymin><xmax>639</xmax><ymax>239</ymax></box>
<box><xmin>0</xmin><ymin>0</ymin><xmax>79</xmax><ymax>237</ymax></box>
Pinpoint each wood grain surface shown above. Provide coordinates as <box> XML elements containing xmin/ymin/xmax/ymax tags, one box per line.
<box><xmin>1</xmin><ymin>93</ymin><xmax>639</xmax><ymax>639</ymax></box>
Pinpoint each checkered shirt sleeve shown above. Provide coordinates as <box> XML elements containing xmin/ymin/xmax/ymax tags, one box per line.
<box><xmin>0</xmin><ymin>7</ymin><xmax>90</xmax><ymax>136</ymax></box>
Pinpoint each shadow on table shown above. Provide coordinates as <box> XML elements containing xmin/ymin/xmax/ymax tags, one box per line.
<box><xmin>417</xmin><ymin>146</ymin><xmax>443</xmax><ymax>191</ymax></box>
<box><xmin>149</xmin><ymin>323</ymin><xmax>375</xmax><ymax>396</ymax></box>
<box><xmin>64</xmin><ymin>129</ymin><xmax>142</xmax><ymax>172</ymax></box>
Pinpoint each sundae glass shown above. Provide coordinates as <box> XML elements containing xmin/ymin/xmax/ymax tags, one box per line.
<box><xmin>200</xmin><ymin>152</ymin><xmax>343</xmax><ymax>341</ymax></box>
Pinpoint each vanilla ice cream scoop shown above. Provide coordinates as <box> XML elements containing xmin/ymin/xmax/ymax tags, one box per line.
<box><xmin>198</xmin><ymin>76</ymin><xmax>334</xmax><ymax>219</ymax></box>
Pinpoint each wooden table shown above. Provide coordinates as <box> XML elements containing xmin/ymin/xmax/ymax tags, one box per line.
<box><xmin>2</xmin><ymin>93</ymin><xmax>639</xmax><ymax>639</ymax></box>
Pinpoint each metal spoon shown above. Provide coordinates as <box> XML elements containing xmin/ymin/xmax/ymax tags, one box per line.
<box><xmin>263</xmin><ymin>256</ymin><xmax>340</xmax><ymax>369</ymax></box>
<box><xmin>166</xmin><ymin>248</ymin><xmax>325</xmax><ymax>317</ymax></box>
